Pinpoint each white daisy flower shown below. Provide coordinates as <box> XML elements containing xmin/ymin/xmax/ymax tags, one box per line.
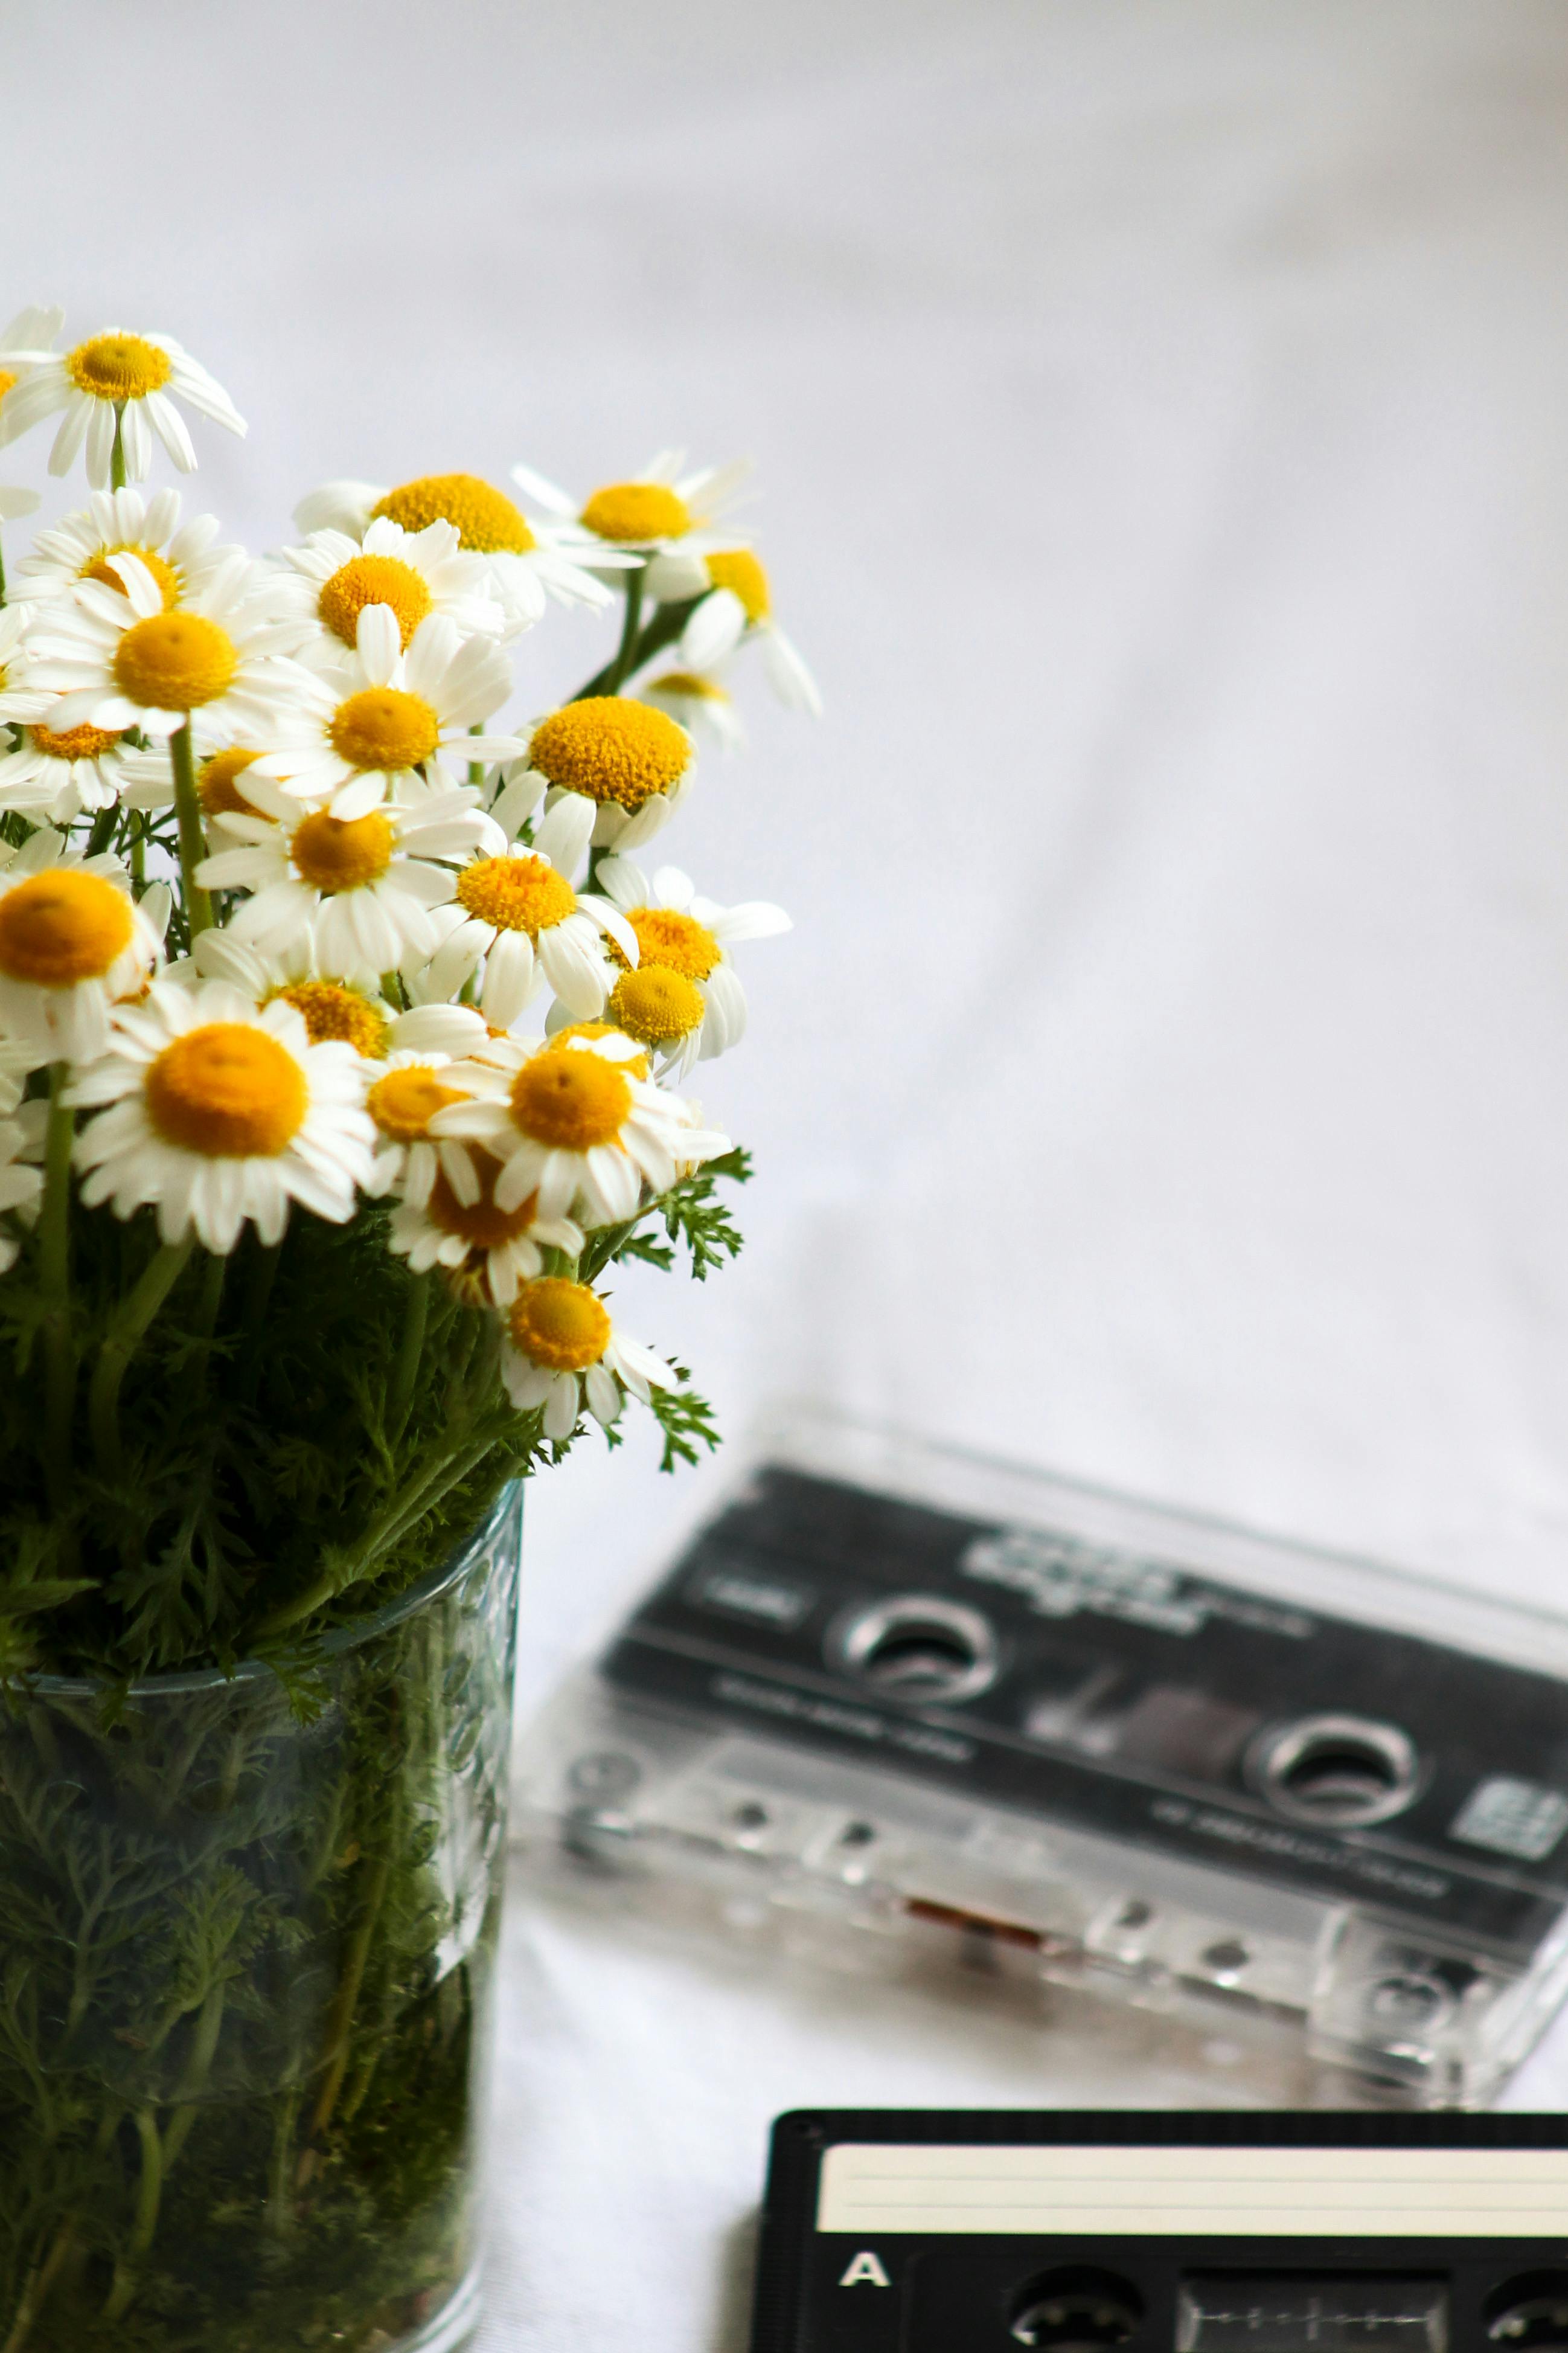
<box><xmin>0</xmin><ymin>324</ymin><xmax>245</xmax><ymax>488</ymax></box>
<box><xmin>11</xmin><ymin>486</ymin><xmax>235</xmax><ymax>613</ymax></box>
<box><xmin>503</xmin><ymin>693</ymin><xmax>696</xmax><ymax>853</ymax></box>
<box><xmin>0</xmin><ymin>605</ymin><xmax>57</xmax><ymax>728</ymax></box>
<box><xmin>291</xmin><ymin>472</ymin><xmax>628</xmax><ymax>629</ymax></box>
<box><xmin>249</xmin><ymin>605</ymin><xmax>519</xmax><ymax>820</ymax></box>
<box><xmin>0</xmin><ymin>711</ymin><xmax>138</xmax><ymax>823</ymax></box>
<box><xmin>21</xmin><ymin>550</ymin><xmax>300</xmax><ymax>741</ymax></box>
<box><xmin>499</xmin><ymin>1276</ymin><xmax>673</xmax><ymax>1440</ymax></box>
<box><xmin>513</xmin><ymin>449</ymin><xmax>752</xmax><ymax>563</ymax></box>
<box><xmin>417</xmin><ymin>789</ymin><xmax>636</xmax><ymax>1026</ymax></box>
<box><xmin>188</xmin><ymin>926</ymin><xmax>487</xmax><ymax>1062</ymax></box>
<box><xmin>0</xmin><ymin>1106</ymin><xmax>45</xmax><ymax>1274</ymax></box>
<box><xmin>0</xmin><ymin>1035</ymin><xmax>48</xmax><ymax>1116</ymax></box>
<box><xmin>271</xmin><ymin>513</ymin><xmax>505</xmax><ymax>665</ymax></box>
<box><xmin>641</xmin><ymin>545</ymin><xmax>821</xmax><ymax>716</ymax></box>
<box><xmin>0</xmin><ymin>307</ymin><xmax>63</xmax><ymax>501</ymax></box>
<box><xmin>363</xmin><ymin>1051</ymin><xmax>479</xmax><ymax>1206</ymax></box>
<box><xmin>195</xmin><ymin>762</ymin><xmax>494</xmax><ymax>977</ymax></box>
<box><xmin>427</xmin><ymin>1030</ymin><xmax>729</xmax><ymax>1228</ymax></box>
<box><xmin>0</xmin><ymin>832</ymin><xmax>162</xmax><ymax>1064</ymax></box>
<box><xmin>69</xmin><ymin>981</ymin><xmax>374</xmax><ymax>1253</ymax></box>
<box><xmin>642</xmin><ymin>664</ymin><xmax>746</xmax><ymax>752</ymax></box>
<box><xmin>590</xmin><ymin>856</ymin><xmax>790</xmax><ymax>1070</ymax></box>
<box><xmin>386</xmin><ymin>1135</ymin><xmax>583</xmax><ymax>1305</ymax></box>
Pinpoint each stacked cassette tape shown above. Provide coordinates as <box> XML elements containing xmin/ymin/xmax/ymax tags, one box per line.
<box><xmin>749</xmin><ymin>2108</ymin><xmax>1568</xmax><ymax>2353</ymax></box>
<box><xmin>510</xmin><ymin>1410</ymin><xmax>1568</xmax><ymax>2105</ymax></box>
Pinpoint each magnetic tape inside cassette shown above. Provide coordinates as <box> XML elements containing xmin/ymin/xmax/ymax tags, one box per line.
<box><xmin>512</xmin><ymin>1413</ymin><xmax>1568</xmax><ymax>2104</ymax></box>
<box><xmin>750</xmin><ymin>2111</ymin><xmax>1568</xmax><ymax>2353</ymax></box>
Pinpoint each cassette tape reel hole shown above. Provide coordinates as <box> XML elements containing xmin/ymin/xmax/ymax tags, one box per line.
<box><xmin>1485</xmin><ymin>2274</ymin><xmax>1568</xmax><ymax>2348</ymax></box>
<box><xmin>1248</xmin><ymin>1714</ymin><xmax>1421</xmax><ymax>1829</ymax></box>
<box><xmin>1010</xmin><ymin>2268</ymin><xmax>1144</xmax><ymax>2353</ymax></box>
<box><xmin>831</xmin><ymin>1596</ymin><xmax>1000</xmax><ymax>1704</ymax></box>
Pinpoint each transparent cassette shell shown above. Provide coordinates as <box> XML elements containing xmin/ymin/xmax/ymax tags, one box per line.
<box><xmin>511</xmin><ymin>1407</ymin><xmax>1568</xmax><ymax>2107</ymax></box>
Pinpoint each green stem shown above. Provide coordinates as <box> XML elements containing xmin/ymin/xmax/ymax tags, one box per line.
<box><xmin>1</xmin><ymin>2215</ymin><xmax>76</xmax><ymax>2353</ymax></box>
<box><xmin>38</xmin><ymin>1066</ymin><xmax>75</xmax><ymax>1514</ymax></box>
<box><xmin>161</xmin><ymin>1980</ymin><xmax>226</xmax><ymax>2175</ymax></box>
<box><xmin>168</xmin><ymin>723</ymin><xmax>214</xmax><ymax>936</ymax></box>
<box><xmin>109</xmin><ymin>409</ymin><xmax>127</xmax><ymax>495</ymax></box>
<box><xmin>604</xmin><ymin>569</ymin><xmax>644</xmax><ymax>695</ymax></box>
<box><xmin>301</xmin><ymin>1846</ymin><xmax>391</xmax><ymax>2171</ymax></box>
<box><xmin>85</xmin><ymin>801</ymin><xmax>118</xmax><ymax>859</ymax></box>
<box><xmin>387</xmin><ymin>1274</ymin><xmax>430</xmax><ymax>1442</ymax></box>
<box><xmin>267</xmin><ymin>2085</ymin><xmax>302</xmax><ymax>2239</ymax></box>
<box><xmin>574</xmin><ymin>597</ymin><xmax>688</xmax><ymax>701</ymax></box>
<box><xmin>101</xmin><ymin>2108</ymin><xmax>162</xmax><ymax>2319</ymax></box>
<box><xmin>88</xmin><ymin>1237</ymin><xmax>194</xmax><ymax>1479</ymax></box>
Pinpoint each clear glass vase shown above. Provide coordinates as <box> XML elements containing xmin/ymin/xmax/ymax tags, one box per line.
<box><xmin>0</xmin><ymin>1481</ymin><xmax>522</xmax><ymax>2353</ymax></box>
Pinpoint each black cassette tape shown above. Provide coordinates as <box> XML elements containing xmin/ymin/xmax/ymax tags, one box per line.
<box><xmin>513</xmin><ymin>1413</ymin><xmax>1568</xmax><ymax>2104</ymax></box>
<box><xmin>750</xmin><ymin>2109</ymin><xmax>1568</xmax><ymax>2353</ymax></box>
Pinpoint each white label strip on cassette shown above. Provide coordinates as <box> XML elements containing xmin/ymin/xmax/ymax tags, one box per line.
<box><xmin>816</xmin><ymin>2142</ymin><xmax>1568</xmax><ymax>2237</ymax></box>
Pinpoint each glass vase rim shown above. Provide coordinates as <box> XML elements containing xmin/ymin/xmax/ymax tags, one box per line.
<box><xmin>4</xmin><ymin>1477</ymin><xmax>522</xmax><ymax>1702</ymax></box>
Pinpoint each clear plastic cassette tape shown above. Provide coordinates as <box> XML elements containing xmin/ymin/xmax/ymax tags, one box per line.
<box><xmin>511</xmin><ymin>1410</ymin><xmax>1568</xmax><ymax>2105</ymax></box>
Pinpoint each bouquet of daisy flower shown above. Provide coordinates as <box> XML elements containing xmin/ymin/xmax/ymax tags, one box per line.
<box><xmin>0</xmin><ymin>308</ymin><xmax>811</xmax><ymax>2353</ymax></box>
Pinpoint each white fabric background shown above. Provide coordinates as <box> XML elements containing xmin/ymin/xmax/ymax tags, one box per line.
<box><xmin>10</xmin><ymin>0</ymin><xmax>1568</xmax><ymax>2342</ymax></box>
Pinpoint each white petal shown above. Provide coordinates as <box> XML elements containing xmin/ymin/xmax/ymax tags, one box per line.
<box><xmin>534</xmin><ymin>791</ymin><xmax>595</xmax><ymax>879</ymax></box>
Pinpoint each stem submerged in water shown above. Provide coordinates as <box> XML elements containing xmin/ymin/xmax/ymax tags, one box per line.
<box><xmin>38</xmin><ymin>1065</ymin><xmax>76</xmax><ymax>1514</ymax></box>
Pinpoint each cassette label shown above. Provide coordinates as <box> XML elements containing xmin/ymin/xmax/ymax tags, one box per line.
<box><xmin>750</xmin><ymin>2113</ymin><xmax>1568</xmax><ymax>2353</ymax></box>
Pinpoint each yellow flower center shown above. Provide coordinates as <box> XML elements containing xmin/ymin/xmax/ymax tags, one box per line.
<box><xmin>199</xmin><ymin>748</ymin><xmax>263</xmax><ymax>818</ymax></box>
<box><xmin>0</xmin><ymin>371</ymin><xmax>16</xmax><ymax>405</ymax></box>
<box><xmin>548</xmin><ymin>1019</ymin><xmax>650</xmax><ymax>1079</ymax></box>
<box><xmin>456</xmin><ymin>853</ymin><xmax>576</xmax><ymax>937</ymax></box>
<box><xmin>651</xmin><ymin>669</ymin><xmax>728</xmax><ymax>702</ymax></box>
<box><xmin>83</xmin><ymin>544</ymin><xmax>181</xmax><ymax>608</ymax></box>
<box><xmin>578</xmin><ymin>482</ymin><xmax>691</xmax><ymax>544</ymax></box>
<box><xmin>510</xmin><ymin>1048</ymin><xmax>631</xmax><ymax>1149</ymax></box>
<box><xmin>114</xmin><ymin>612</ymin><xmax>237</xmax><ymax>711</ymax></box>
<box><xmin>508</xmin><ymin>1277</ymin><xmax>612</xmax><ymax>1372</ymax></box>
<box><xmin>367</xmin><ymin>1063</ymin><xmax>464</xmax><ymax>1143</ymax></box>
<box><xmin>145</xmin><ymin>1023</ymin><xmax>308</xmax><ymax>1158</ymax></box>
<box><xmin>371</xmin><ymin>475</ymin><xmax>535</xmax><ymax>554</ymax></box>
<box><xmin>526</xmin><ymin>698</ymin><xmax>690</xmax><ymax>811</ymax></box>
<box><xmin>608</xmin><ymin>965</ymin><xmax>705</xmax><ymax>1047</ymax></box>
<box><xmin>272</xmin><ymin>980</ymin><xmax>388</xmax><ymax>1056</ymax></box>
<box><xmin>30</xmin><ymin>720</ymin><xmax>123</xmax><ymax>763</ymax></box>
<box><xmin>317</xmin><ymin>553</ymin><xmax>433</xmax><ymax>652</ymax></box>
<box><xmin>427</xmin><ymin>1149</ymin><xmax>542</xmax><ymax>1250</ymax></box>
<box><xmin>0</xmin><ymin>870</ymin><xmax>134</xmax><ymax>986</ymax></box>
<box><xmin>289</xmin><ymin>809</ymin><xmax>397</xmax><ymax>894</ymax></box>
<box><xmin>65</xmin><ymin>333</ymin><xmax>173</xmax><ymax>403</ymax></box>
<box><xmin>328</xmin><ymin>685</ymin><xmax>440</xmax><ymax>773</ymax></box>
<box><xmin>626</xmin><ymin>905</ymin><xmax>721</xmax><ymax>981</ymax></box>
<box><xmin>705</xmin><ymin>549</ymin><xmax>770</xmax><ymax>621</ymax></box>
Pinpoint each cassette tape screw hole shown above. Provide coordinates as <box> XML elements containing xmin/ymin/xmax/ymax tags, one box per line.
<box><xmin>1249</xmin><ymin>1715</ymin><xmax>1421</xmax><ymax>1829</ymax></box>
<box><xmin>833</xmin><ymin>1596</ymin><xmax>1000</xmax><ymax>1704</ymax></box>
<box><xmin>1200</xmin><ymin>1939</ymin><xmax>1250</xmax><ymax>1981</ymax></box>
<box><xmin>1011</xmin><ymin>2268</ymin><xmax>1142</xmax><ymax>2353</ymax></box>
<box><xmin>1485</xmin><ymin>2274</ymin><xmax>1568</xmax><ymax>2347</ymax></box>
<box><xmin>1366</xmin><ymin>1974</ymin><xmax>1453</xmax><ymax>2034</ymax></box>
<box><xmin>1116</xmin><ymin>1902</ymin><xmax>1154</xmax><ymax>1931</ymax></box>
